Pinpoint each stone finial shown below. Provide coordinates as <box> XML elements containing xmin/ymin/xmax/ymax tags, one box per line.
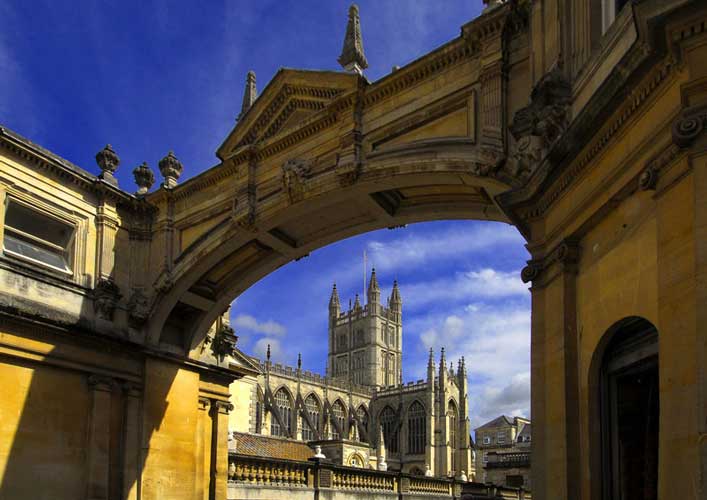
<box><xmin>266</xmin><ymin>343</ymin><xmax>271</xmax><ymax>361</ymax></box>
<box><xmin>158</xmin><ymin>151</ymin><xmax>183</xmax><ymax>188</ymax></box>
<box><xmin>329</xmin><ymin>283</ymin><xmax>341</xmax><ymax>312</ymax></box>
<box><xmin>338</xmin><ymin>4</ymin><xmax>368</xmax><ymax>74</ymax></box>
<box><xmin>96</xmin><ymin>144</ymin><xmax>120</xmax><ymax>186</ymax></box>
<box><xmin>297</xmin><ymin>353</ymin><xmax>302</xmax><ymax>370</ymax></box>
<box><xmin>132</xmin><ymin>162</ymin><xmax>155</xmax><ymax>195</ymax></box>
<box><xmin>238</xmin><ymin>70</ymin><xmax>258</xmax><ymax>121</ymax></box>
<box><xmin>314</xmin><ymin>445</ymin><xmax>326</xmax><ymax>459</ymax></box>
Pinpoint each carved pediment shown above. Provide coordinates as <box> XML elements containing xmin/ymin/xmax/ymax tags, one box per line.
<box><xmin>217</xmin><ymin>70</ymin><xmax>360</xmax><ymax>160</ymax></box>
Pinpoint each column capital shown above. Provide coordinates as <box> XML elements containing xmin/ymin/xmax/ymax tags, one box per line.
<box><xmin>87</xmin><ymin>374</ymin><xmax>115</xmax><ymax>392</ymax></box>
<box><xmin>198</xmin><ymin>396</ymin><xmax>211</xmax><ymax>411</ymax></box>
<box><xmin>211</xmin><ymin>400</ymin><xmax>234</xmax><ymax>415</ymax></box>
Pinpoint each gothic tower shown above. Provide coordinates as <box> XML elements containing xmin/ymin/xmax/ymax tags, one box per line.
<box><xmin>327</xmin><ymin>269</ymin><xmax>402</xmax><ymax>388</ymax></box>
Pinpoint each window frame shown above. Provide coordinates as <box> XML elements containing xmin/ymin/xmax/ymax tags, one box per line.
<box><xmin>2</xmin><ymin>197</ymin><xmax>76</xmax><ymax>276</ymax></box>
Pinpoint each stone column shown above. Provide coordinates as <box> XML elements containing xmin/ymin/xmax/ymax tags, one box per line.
<box><xmin>209</xmin><ymin>400</ymin><xmax>233</xmax><ymax>500</ymax></box>
<box><xmin>122</xmin><ymin>383</ymin><xmax>142</xmax><ymax>500</ymax></box>
<box><xmin>86</xmin><ymin>375</ymin><xmax>114</xmax><ymax>500</ymax></box>
<box><xmin>196</xmin><ymin>397</ymin><xmax>211</xmax><ymax>500</ymax></box>
<box><xmin>522</xmin><ymin>240</ymin><xmax>579</xmax><ymax>500</ymax></box>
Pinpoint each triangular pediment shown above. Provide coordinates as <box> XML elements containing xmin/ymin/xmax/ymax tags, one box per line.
<box><xmin>227</xmin><ymin>346</ymin><xmax>262</xmax><ymax>375</ymax></box>
<box><xmin>217</xmin><ymin>69</ymin><xmax>360</xmax><ymax>160</ymax></box>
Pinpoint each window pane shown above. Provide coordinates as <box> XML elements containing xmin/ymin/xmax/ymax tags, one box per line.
<box><xmin>4</xmin><ymin>232</ymin><xmax>69</xmax><ymax>271</ymax></box>
<box><xmin>5</xmin><ymin>202</ymin><xmax>73</xmax><ymax>247</ymax></box>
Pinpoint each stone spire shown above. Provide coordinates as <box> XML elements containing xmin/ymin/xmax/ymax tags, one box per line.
<box><xmin>367</xmin><ymin>268</ymin><xmax>380</xmax><ymax>305</ymax></box>
<box><xmin>390</xmin><ymin>280</ymin><xmax>402</xmax><ymax>321</ymax></box>
<box><xmin>329</xmin><ymin>283</ymin><xmax>341</xmax><ymax>317</ymax></box>
<box><xmin>439</xmin><ymin>347</ymin><xmax>447</xmax><ymax>386</ymax></box>
<box><xmin>353</xmin><ymin>293</ymin><xmax>362</xmax><ymax>311</ymax></box>
<box><xmin>338</xmin><ymin>4</ymin><xmax>368</xmax><ymax>74</ymax></box>
<box><xmin>427</xmin><ymin>348</ymin><xmax>436</xmax><ymax>383</ymax></box>
<box><xmin>238</xmin><ymin>70</ymin><xmax>257</xmax><ymax>121</ymax></box>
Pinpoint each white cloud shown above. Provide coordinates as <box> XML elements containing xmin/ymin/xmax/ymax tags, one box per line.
<box><xmin>233</xmin><ymin>314</ymin><xmax>286</xmax><ymax>336</ymax></box>
<box><xmin>367</xmin><ymin>223</ymin><xmax>524</xmax><ymax>273</ymax></box>
<box><xmin>253</xmin><ymin>337</ymin><xmax>283</xmax><ymax>362</ymax></box>
<box><xmin>398</xmin><ymin>268</ymin><xmax>528</xmax><ymax>310</ymax></box>
<box><xmin>409</xmin><ymin>300</ymin><xmax>531</xmax><ymax>430</ymax></box>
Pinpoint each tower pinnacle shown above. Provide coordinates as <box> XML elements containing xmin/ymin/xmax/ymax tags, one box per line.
<box><xmin>338</xmin><ymin>4</ymin><xmax>368</xmax><ymax>74</ymax></box>
<box><xmin>329</xmin><ymin>283</ymin><xmax>341</xmax><ymax>313</ymax></box>
<box><xmin>367</xmin><ymin>267</ymin><xmax>380</xmax><ymax>305</ymax></box>
<box><xmin>238</xmin><ymin>70</ymin><xmax>257</xmax><ymax>121</ymax></box>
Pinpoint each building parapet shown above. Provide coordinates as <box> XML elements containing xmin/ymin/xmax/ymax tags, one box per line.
<box><xmin>374</xmin><ymin>380</ymin><xmax>428</xmax><ymax>396</ymax></box>
<box><xmin>485</xmin><ymin>451</ymin><xmax>531</xmax><ymax>469</ymax></box>
<box><xmin>227</xmin><ymin>453</ymin><xmax>531</xmax><ymax>500</ymax></box>
<box><xmin>259</xmin><ymin>361</ymin><xmax>374</xmax><ymax>395</ymax></box>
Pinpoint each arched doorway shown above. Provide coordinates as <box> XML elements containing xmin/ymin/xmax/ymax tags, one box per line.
<box><xmin>595</xmin><ymin>317</ymin><xmax>659</xmax><ymax>500</ymax></box>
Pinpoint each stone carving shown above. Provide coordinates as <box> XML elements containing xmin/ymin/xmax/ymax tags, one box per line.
<box><xmin>209</xmin><ymin>324</ymin><xmax>238</xmax><ymax>362</ymax></box>
<box><xmin>520</xmin><ymin>239</ymin><xmax>578</xmax><ymax>284</ymax></box>
<box><xmin>282</xmin><ymin>159</ymin><xmax>311</xmax><ymax>204</ymax></box>
<box><xmin>158</xmin><ymin>151</ymin><xmax>183</xmax><ymax>188</ymax></box>
<box><xmin>127</xmin><ymin>289</ymin><xmax>150</xmax><ymax>327</ymax></box>
<box><xmin>672</xmin><ymin>104</ymin><xmax>706</xmax><ymax>148</ymax></box>
<box><xmin>94</xmin><ymin>277</ymin><xmax>122</xmax><ymax>321</ymax></box>
<box><xmin>96</xmin><ymin>144</ymin><xmax>120</xmax><ymax>186</ymax></box>
<box><xmin>132</xmin><ymin>162</ymin><xmax>155</xmax><ymax>195</ymax></box>
<box><xmin>506</xmin><ymin>67</ymin><xmax>571</xmax><ymax>181</ymax></box>
<box><xmin>338</xmin><ymin>4</ymin><xmax>368</xmax><ymax>74</ymax></box>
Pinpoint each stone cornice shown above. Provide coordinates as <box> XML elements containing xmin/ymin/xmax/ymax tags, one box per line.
<box><xmin>496</xmin><ymin>1</ymin><xmax>700</xmax><ymax>236</ymax></box>
<box><xmin>521</xmin><ymin>238</ymin><xmax>580</xmax><ymax>286</ymax></box>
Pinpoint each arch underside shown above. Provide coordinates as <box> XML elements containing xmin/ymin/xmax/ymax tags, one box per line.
<box><xmin>150</xmin><ymin>143</ymin><xmax>517</xmax><ymax>353</ymax></box>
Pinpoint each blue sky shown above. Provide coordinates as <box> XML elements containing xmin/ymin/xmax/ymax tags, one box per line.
<box><xmin>0</xmin><ymin>0</ymin><xmax>530</xmax><ymax>428</ymax></box>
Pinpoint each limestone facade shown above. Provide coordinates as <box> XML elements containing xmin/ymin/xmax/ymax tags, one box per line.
<box><xmin>474</xmin><ymin>416</ymin><xmax>531</xmax><ymax>488</ymax></box>
<box><xmin>0</xmin><ymin>0</ymin><xmax>705</xmax><ymax>498</ymax></box>
<box><xmin>229</xmin><ymin>273</ymin><xmax>473</xmax><ymax>480</ymax></box>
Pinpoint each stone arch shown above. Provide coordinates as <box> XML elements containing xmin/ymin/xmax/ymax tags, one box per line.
<box><xmin>144</xmin><ymin>140</ymin><xmax>521</xmax><ymax>351</ymax></box>
<box><xmin>587</xmin><ymin>316</ymin><xmax>659</xmax><ymax>500</ymax></box>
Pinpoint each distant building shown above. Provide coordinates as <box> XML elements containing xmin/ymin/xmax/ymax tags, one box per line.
<box><xmin>474</xmin><ymin>416</ymin><xmax>531</xmax><ymax>489</ymax></box>
<box><xmin>228</xmin><ymin>270</ymin><xmax>475</xmax><ymax>480</ymax></box>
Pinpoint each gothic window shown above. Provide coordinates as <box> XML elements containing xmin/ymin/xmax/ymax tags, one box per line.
<box><xmin>448</xmin><ymin>401</ymin><xmax>458</xmax><ymax>473</ymax></box>
<box><xmin>354</xmin><ymin>329</ymin><xmax>364</xmax><ymax>347</ymax></box>
<box><xmin>599</xmin><ymin>317</ymin><xmax>658</xmax><ymax>500</ymax></box>
<box><xmin>337</xmin><ymin>333</ymin><xmax>348</xmax><ymax>351</ymax></box>
<box><xmin>3</xmin><ymin>199</ymin><xmax>75</xmax><ymax>274</ymax></box>
<box><xmin>388</xmin><ymin>327</ymin><xmax>395</xmax><ymax>347</ymax></box>
<box><xmin>407</xmin><ymin>401</ymin><xmax>426</xmax><ymax>455</ymax></box>
<box><xmin>302</xmin><ymin>394</ymin><xmax>321</xmax><ymax>441</ymax></box>
<box><xmin>331</xmin><ymin>399</ymin><xmax>346</xmax><ymax>440</ymax></box>
<box><xmin>380</xmin><ymin>406</ymin><xmax>399</xmax><ymax>453</ymax></box>
<box><xmin>356</xmin><ymin>405</ymin><xmax>369</xmax><ymax>442</ymax></box>
<box><xmin>335</xmin><ymin>355</ymin><xmax>348</xmax><ymax>376</ymax></box>
<box><xmin>271</xmin><ymin>388</ymin><xmax>293</xmax><ymax>437</ymax></box>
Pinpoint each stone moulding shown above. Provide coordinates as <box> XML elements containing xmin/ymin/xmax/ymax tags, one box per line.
<box><xmin>521</xmin><ymin>239</ymin><xmax>579</xmax><ymax>284</ymax></box>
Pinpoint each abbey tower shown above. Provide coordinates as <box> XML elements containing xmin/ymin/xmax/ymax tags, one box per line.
<box><xmin>327</xmin><ymin>270</ymin><xmax>402</xmax><ymax>388</ymax></box>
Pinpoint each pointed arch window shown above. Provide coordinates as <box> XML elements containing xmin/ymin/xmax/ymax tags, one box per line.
<box><xmin>302</xmin><ymin>394</ymin><xmax>321</xmax><ymax>441</ymax></box>
<box><xmin>271</xmin><ymin>388</ymin><xmax>293</xmax><ymax>437</ymax></box>
<box><xmin>356</xmin><ymin>405</ymin><xmax>369</xmax><ymax>442</ymax></box>
<box><xmin>408</xmin><ymin>401</ymin><xmax>426</xmax><ymax>455</ymax></box>
<box><xmin>331</xmin><ymin>400</ymin><xmax>346</xmax><ymax>440</ymax></box>
<box><xmin>448</xmin><ymin>401</ymin><xmax>458</xmax><ymax>473</ymax></box>
<box><xmin>380</xmin><ymin>406</ymin><xmax>399</xmax><ymax>453</ymax></box>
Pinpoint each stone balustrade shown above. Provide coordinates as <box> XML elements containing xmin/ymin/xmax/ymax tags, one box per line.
<box><xmin>227</xmin><ymin>453</ymin><xmax>531</xmax><ymax>500</ymax></box>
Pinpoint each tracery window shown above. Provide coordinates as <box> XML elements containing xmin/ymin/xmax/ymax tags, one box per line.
<box><xmin>331</xmin><ymin>399</ymin><xmax>346</xmax><ymax>440</ymax></box>
<box><xmin>356</xmin><ymin>405</ymin><xmax>369</xmax><ymax>441</ymax></box>
<box><xmin>271</xmin><ymin>388</ymin><xmax>293</xmax><ymax>437</ymax></box>
<box><xmin>380</xmin><ymin>406</ymin><xmax>399</xmax><ymax>453</ymax></box>
<box><xmin>354</xmin><ymin>329</ymin><xmax>365</xmax><ymax>347</ymax></box>
<box><xmin>255</xmin><ymin>389</ymin><xmax>263</xmax><ymax>433</ymax></box>
<box><xmin>407</xmin><ymin>401</ymin><xmax>426</xmax><ymax>455</ymax></box>
<box><xmin>448</xmin><ymin>401</ymin><xmax>458</xmax><ymax>473</ymax></box>
<box><xmin>302</xmin><ymin>394</ymin><xmax>321</xmax><ymax>441</ymax></box>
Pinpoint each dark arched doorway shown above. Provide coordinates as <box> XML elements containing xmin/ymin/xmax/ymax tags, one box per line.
<box><xmin>598</xmin><ymin>317</ymin><xmax>658</xmax><ymax>500</ymax></box>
